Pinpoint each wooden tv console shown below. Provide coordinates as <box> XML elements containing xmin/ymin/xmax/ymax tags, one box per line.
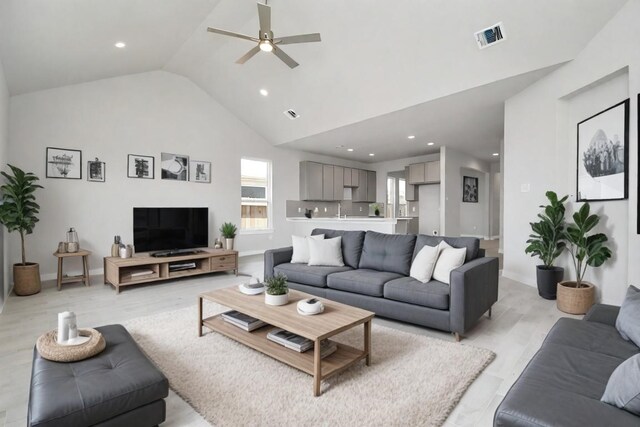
<box><xmin>104</xmin><ymin>248</ymin><xmax>238</xmax><ymax>293</ymax></box>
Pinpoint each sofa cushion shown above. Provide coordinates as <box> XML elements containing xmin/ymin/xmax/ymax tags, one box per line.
<box><xmin>308</xmin><ymin>236</ymin><xmax>345</xmax><ymax>267</ymax></box>
<box><xmin>327</xmin><ymin>269</ymin><xmax>403</xmax><ymax>297</ymax></box>
<box><xmin>413</xmin><ymin>235</ymin><xmax>479</xmax><ymax>262</ymax></box>
<box><xmin>494</xmin><ymin>318</ymin><xmax>640</xmax><ymax>427</ymax></box>
<box><xmin>274</xmin><ymin>263</ymin><xmax>352</xmax><ymax>288</ymax></box>
<box><xmin>358</xmin><ymin>231</ymin><xmax>416</xmax><ymax>276</ymax></box>
<box><xmin>602</xmin><ymin>354</ymin><xmax>640</xmax><ymax>416</ymax></box>
<box><xmin>311</xmin><ymin>229</ymin><xmax>365</xmax><ymax>269</ymax></box>
<box><xmin>383</xmin><ymin>277</ymin><xmax>449</xmax><ymax>310</ymax></box>
<box><xmin>409</xmin><ymin>244</ymin><xmax>440</xmax><ymax>283</ymax></box>
<box><xmin>616</xmin><ymin>285</ymin><xmax>640</xmax><ymax>347</ymax></box>
<box><xmin>290</xmin><ymin>234</ymin><xmax>324</xmax><ymax>264</ymax></box>
<box><xmin>432</xmin><ymin>241</ymin><xmax>467</xmax><ymax>285</ymax></box>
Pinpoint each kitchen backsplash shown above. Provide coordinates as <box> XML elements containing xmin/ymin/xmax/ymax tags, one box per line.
<box><xmin>286</xmin><ymin>200</ymin><xmax>384</xmax><ymax>218</ymax></box>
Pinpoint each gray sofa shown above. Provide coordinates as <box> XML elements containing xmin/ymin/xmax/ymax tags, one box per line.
<box><xmin>494</xmin><ymin>304</ymin><xmax>640</xmax><ymax>426</ymax></box>
<box><xmin>264</xmin><ymin>229</ymin><xmax>499</xmax><ymax>339</ymax></box>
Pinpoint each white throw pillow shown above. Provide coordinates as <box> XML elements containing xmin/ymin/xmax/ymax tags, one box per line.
<box><xmin>432</xmin><ymin>241</ymin><xmax>467</xmax><ymax>285</ymax></box>
<box><xmin>308</xmin><ymin>236</ymin><xmax>344</xmax><ymax>267</ymax></box>
<box><xmin>410</xmin><ymin>244</ymin><xmax>440</xmax><ymax>283</ymax></box>
<box><xmin>291</xmin><ymin>234</ymin><xmax>324</xmax><ymax>264</ymax></box>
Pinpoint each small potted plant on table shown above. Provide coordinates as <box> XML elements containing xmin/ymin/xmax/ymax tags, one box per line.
<box><xmin>0</xmin><ymin>165</ymin><xmax>44</xmax><ymax>296</ymax></box>
<box><xmin>264</xmin><ymin>273</ymin><xmax>289</xmax><ymax>306</ymax></box>
<box><xmin>525</xmin><ymin>191</ymin><xmax>568</xmax><ymax>299</ymax></box>
<box><xmin>557</xmin><ymin>202</ymin><xmax>612</xmax><ymax>314</ymax></box>
<box><xmin>219</xmin><ymin>222</ymin><xmax>237</xmax><ymax>250</ymax></box>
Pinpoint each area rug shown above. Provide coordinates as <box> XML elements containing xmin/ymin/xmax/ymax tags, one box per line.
<box><xmin>124</xmin><ymin>304</ymin><xmax>495</xmax><ymax>427</ymax></box>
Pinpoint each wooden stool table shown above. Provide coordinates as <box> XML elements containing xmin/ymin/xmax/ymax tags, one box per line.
<box><xmin>53</xmin><ymin>250</ymin><xmax>91</xmax><ymax>290</ymax></box>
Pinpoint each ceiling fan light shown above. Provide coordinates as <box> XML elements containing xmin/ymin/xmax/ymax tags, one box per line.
<box><xmin>259</xmin><ymin>40</ymin><xmax>273</xmax><ymax>52</ymax></box>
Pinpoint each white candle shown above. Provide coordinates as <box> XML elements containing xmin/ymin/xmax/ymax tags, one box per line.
<box><xmin>57</xmin><ymin>312</ymin><xmax>72</xmax><ymax>343</ymax></box>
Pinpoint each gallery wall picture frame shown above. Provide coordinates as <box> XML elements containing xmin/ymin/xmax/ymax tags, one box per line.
<box><xmin>462</xmin><ymin>176</ymin><xmax>479</xmax><ymax>203</ymax></box>
<box><xmin>46</xmin><ymin>147</ymin><xmax>82</xmax><ymax>179</ymax></box>
<box><xmin>87</xmin><ymin>158</ymin><xmax>105</xmax><ymax>182</ymax></box>
<box><xmin>161</xmin><ymin>152</ymin><xmax>189</xmax><ymax>181</ymax></box>
<box><xmin>576</xmin><ymin>98</ymin><xmax>629</xmax><ymax>202</ymax></box>
<box><xmin>189</xmin><ymin>160</ymin><xmax>211</xmax><ymax>183</ymax></box>
<box><xmin>127</xmin><ymin>154</ymin><xmax>155</xmax><ymax>179</ymax></box>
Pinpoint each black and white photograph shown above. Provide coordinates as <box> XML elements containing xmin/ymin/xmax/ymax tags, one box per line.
<box><xmin>577</xmin><ymin>99</ymin><xmax>629</xmax><ymax>201</ymax></box>
<box><xmin>161</xmin><ymin>152</ymin><xmax>189</xmax><ymax>181</ymax></box>
<box><xmin>462</xmin><ymin>176</ymin><xmax>478</xmax><ymax>203</ymax></box>
<box><xmin>46</xmin><ymin>147</ymin><xmax>82</xmax><ymax>179</ymax></box>
<box><xmin>127</xmin><ymin>154</ymin><xmax>155</xmax><ymax>179</ymax></box>
<box><xmin>87</xmin><ymin>158</ymin><xmax>105</xmax><ymax>182</ymax></box>
<box><xmin>189</xmin><ymin>160</ymin><xmax>211</xmax><ymax>183</ymax></box>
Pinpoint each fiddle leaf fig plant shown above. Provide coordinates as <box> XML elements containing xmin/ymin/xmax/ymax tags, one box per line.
<box><xmin>0</xmin><ymin>165</ymin><xmax>43</xmax><ymax>265</ymax></box>
<box><xmin>564</xmin><ymin>202</ymin><xmax>611</xmax><ymax>288</ymax></box>
<box><xmin>525</xmin><ymin>191</ymin><xmax>568</xmax><ymax>268</ymax></box>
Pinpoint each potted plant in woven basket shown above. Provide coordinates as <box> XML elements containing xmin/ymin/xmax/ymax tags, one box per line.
<box><xmin>219</xmin><ymin>222</ymin><xmax>237</xmax><ymax>250</ymax></box>
<box><xmin>264</xmin><ymin>273</ymin><xmax>289</xmax><ymax>306</ymax></box>
<box><xmin>557</xmin><ymin>202</ymin><xmax>611</xmax><ymax>314</ymax></box>
<box><xmin>0</xmin><ymin>165</ymin><xmax>43</xmax><ymax>296</ymax></box>
<box><xmin>525</xmin><ymin>191</ymin><xmax>568</xmax><ymax>300</ymax></box>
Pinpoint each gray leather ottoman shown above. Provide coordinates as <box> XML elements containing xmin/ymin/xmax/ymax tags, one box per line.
<box><xmin>28</xmin><ymin>324</ymin><xmax>169</xmax><ymax>427</ymax></box>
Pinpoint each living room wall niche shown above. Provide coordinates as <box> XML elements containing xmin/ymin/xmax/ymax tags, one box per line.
<box><xmin>7</xmin><ymin>71</ymin><xmax>367</xmax><ymax>280</ymax></box>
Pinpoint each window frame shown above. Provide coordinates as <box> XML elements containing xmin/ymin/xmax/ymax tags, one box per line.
<box><xmin>240</xmin><ymin>157</ymin><xmax>273</xmax><ymax>234</ymax></box>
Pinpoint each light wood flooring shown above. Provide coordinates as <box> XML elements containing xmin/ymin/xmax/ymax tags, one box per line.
<box><xmin>0</xmin><ymin>255</ymin><xmax>576</xmax><ymax>427</ymax></box>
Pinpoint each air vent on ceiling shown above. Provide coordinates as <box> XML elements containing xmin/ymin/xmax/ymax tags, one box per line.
<box><xmin>284</xmin><ymin>109</ymin><xmax>300</xmax><ymax>120</ymax></box>
<box><xmin>475</xmin><ymin>22</ymin><xmax>505</xmax><ymax>49</ymax></box>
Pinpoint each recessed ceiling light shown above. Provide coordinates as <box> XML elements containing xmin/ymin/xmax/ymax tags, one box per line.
<box><xmin>114</xmin><ymin>42</ymin><xmax>126</xmax><ymax>48</ymax></box>
<box><xmin>347</xmin><ymin>148</ymin><xmax>354</xmax><ymax>152</ymax></box>
<box><xmin>407</xmin><ymin>135</ymin><xmax>416</xmax><ymax>139</ymax></box>
<box><xmin>492</xmin><ymin>152</ymin><xmax>500</xmax><ymax>156</ymax></box>
<box><xmin>427</xmin><ymin>142</ymin><xmax>435</xmax><ymax>146</ymax></box>
<box><xmin>369</xmin><ymin>153</ymin><xmax>375</xmax><ymax>157</ymax></box>
<box><xmin>259</xmin><ymin>89</ymin><xmax>268</xmax><ymax>96</ymax></box>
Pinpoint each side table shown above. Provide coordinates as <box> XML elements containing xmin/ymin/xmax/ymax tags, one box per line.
<box><xmin>53</xmin><ymin>250</ymin><xmax>91</xmax><ymax>290</ymax></box>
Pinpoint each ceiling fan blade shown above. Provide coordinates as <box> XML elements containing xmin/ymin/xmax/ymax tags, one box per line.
<box><xmin>257</xmin><ymin>3</ymin><xmax>271</xmax><ymax>35</ymax></box>
<box><xmin>235</xmin><ymin>45</ymin><xmax>261</xmax><ymax>64</ymax></box>
<box><xmin>274</xmin><ymin>33</ymin><xmax>321</xmax><ymax>45</ymax></box>
<box><xmin>207</xmin><ymin>27</ymin><xmax>258</xmax><ymax>42</ymax></box>
<box><xmin>273</xmin><ymin>46</ymin><xmax>299</xmax><ymax>69</ymax></box>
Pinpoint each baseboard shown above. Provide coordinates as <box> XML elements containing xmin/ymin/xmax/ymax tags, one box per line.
<box><xmin>239</xmin><ymin>250</ymin><xmax>265</xmax><ymax>257</ymax></box>
<box><xmin>489</xmin><ymin>235</ymin><xmax>500</xmax><ymax>240</ymax></box>
<box><xmin>501</xmin><ymin>270</ymin><xmax>536</xmax><ymax>288</ymax></box>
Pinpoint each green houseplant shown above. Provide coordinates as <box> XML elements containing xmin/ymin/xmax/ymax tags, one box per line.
<box><xmin>525</xmin><ymin>191</ymin><xmax>568</xmax><ymax>300</ymax></box>
<box><xmin>557</xmin><ymin>202</ymin><xmax>612</xmax><ymax>314</ymax></box>
<box><xmin>219</xmin><ymin>222</ymin><xmax>237</xmax><ymax>250</ymax></box>
<box><xmin>264</xmin><ymin>273</ymin><xmax>289</xmax><ymax>306</ymax></box>
<box><xmin>372</xmin><ymin>203</ymin><xmax>381</xmax><ymax>217</ymax></box>
<box><xmin>0</xmin><ymin>165</ymin><xmax>43</xmax><ymax>296</ymax></box>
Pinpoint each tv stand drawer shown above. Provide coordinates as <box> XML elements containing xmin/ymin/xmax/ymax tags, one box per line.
<box><xmin>211</xmin><ymin>255</ymin><xmax>236</xmax><ymax>271</ymax></box>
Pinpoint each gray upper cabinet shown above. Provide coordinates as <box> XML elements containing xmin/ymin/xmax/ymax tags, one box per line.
<box><xmin>300</xmin><ymin>161</ymin><xmax>323</xmax><ymax>201</ymax></box>
<box><xmin>351</xmin><ymin>168</ymin><xmax>360</xmax><ymax>187</ymax></box>
<box><xmin>425</xmin><ymin>160</ymin><xmax>440</xmax><ymax>183</ymax></box>
<box><xmin>367</xmin><ymin>171</ymin><xmax>376</xmax><ymax>202</ymax></box>
<box><xmin>343</xmin><ymin>167</ymin><xmax>352</xmax><ymax>187</ymax></box>
<box><xmin>322</xmin><ymin>164</ymin><xmax>335</xmax><ymax>200</ymax></box>
<box><xmin>407</xmin><ymin>161</ymin><xmax>440</xmax><ymax>185</ymax></box>
<box><xmin>408</xmin><ymin>163</ymin><xmax>425</xmax><ymax>185</ymax></box>
<box><xmin>333</xmin><ymin>166</ymin><xmax>344</xmax><ymax>200</ymax></box>
<box><xmin>405</xmin><ymin>166</ymin><xmax>418</xmax><ymax>201</ymax></box>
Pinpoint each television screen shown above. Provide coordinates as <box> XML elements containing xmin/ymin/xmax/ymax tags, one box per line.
<box><xmin>133</xmin><ymin>207</ymin><xmax>209</xmax><ymax>253</ymax></box>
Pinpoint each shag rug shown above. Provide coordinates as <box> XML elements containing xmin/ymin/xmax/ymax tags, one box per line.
<box><xmin>125</xmin><ymin>304</ymin><xmax>495</xmax><ymax>427</ymax></box>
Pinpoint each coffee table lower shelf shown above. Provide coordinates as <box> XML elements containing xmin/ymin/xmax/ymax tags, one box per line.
<box><xmin>201</xmin><ymin>315</ymin><xmax>368</xmax><ymax>392</ymax></box>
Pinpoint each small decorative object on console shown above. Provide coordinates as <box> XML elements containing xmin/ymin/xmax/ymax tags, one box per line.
<box><xmin>220</xmin><ymin>222</ymin><xmax>237</xmax><ymax>250</ymax></box>
<box><xmin>297</xmin><ymin>298</ymin><xmax>324</xmax><ymax>316</ymax></box>
<box><xmin>111</xmin><ymin>235</ymin><xmax>122</xmax><ymax>257</ymax></box>
<box><xmin>213</xmin><ymin>238</ymin><xmax>223</xmax><ymax>249</ymax></box>
<box><xmin>66</xmin><ymin>228</ymin><xmax>79</xmax><ymax>253</ymax></box>
<box><xmin>264</xmin><ymin>273</ymin><xmax>289</xmax><ymax>306</ymax></box>
<box><xmin>239</xmin><ymin>278</ymin><xmax>265</xmax><ymax>295</ymax></box>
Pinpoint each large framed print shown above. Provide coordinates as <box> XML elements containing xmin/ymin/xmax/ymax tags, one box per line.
<box><xmin>576</xmin><ymin>99</ymin><xmax>629</xmax><ymax>202</ymax></box>
<box><xmin>462</xmin><ymin>176</ymin><xmax>478</xmax><ymax>203</ymax></box>
<box><xmin>46</xmin><ymin>147</ymin><xmax>82</xmax><ymax>179</ymax></box>
<box><xmin>128</xmin><ymin>154</ymin><xmax>155</xmax><ymax>179</ymax></box>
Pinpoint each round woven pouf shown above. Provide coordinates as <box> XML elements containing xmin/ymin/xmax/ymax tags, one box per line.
<box><xmin>36</xmin><ymin>328</ymin><xmax>106</xmax><ymax>362</ymax></box>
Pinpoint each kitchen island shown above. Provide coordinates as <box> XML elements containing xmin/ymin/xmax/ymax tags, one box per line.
<box><xmin>286</xmin><ymin>217</ymin><xmax>415</xmax><ymax>235</ymax></box>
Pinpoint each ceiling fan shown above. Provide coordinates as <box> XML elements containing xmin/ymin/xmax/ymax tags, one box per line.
<box><xmin>206</xmin><ymin>1</ymin><xmax>321</xmax><ymax>69</ymax></box>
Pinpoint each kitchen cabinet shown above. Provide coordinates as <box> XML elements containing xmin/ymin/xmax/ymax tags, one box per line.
<box><xmin>405</xmin><ymin>166</ymin><xmax>418</xmax><ymax>201</ymax></box>
<box><xmin>322</xmin><ymin>164</ymin><xmax>334</xmax><ymax>200</ymax></box>
<box><xmin>367</xmin><ymin>170</ymin><xmax>376</xmax><ymax>202</ymax></box>
<box><xmin>408</xmin><ymin>163</ymin><xmax>425</xmax><ymax>184</ymax></box>
<box><xmin>352</xmin><ymin>168</ymin><xmax>360</xmax><ymax>187</ymax></box>
<box><xmin>425</xmin><ymin>160</ymin><xmax>440</xmax><ymax>183</ymax></box>
<box><xmin>352</xmin><ymin>170</ymin><xmax>368</xmax><ymax>202</ymax></box>
<box><xmin>408</xmin><ymin>161</ymin><xmax>440</xmax><ymax>185</ymax></box>
<box><xmin>334</xmin><ymin>166</ymin><xmax>344</xmax><ymax>200</ymax></box>
<box><xmin>299</xmin><ymin>161</ymin><xmax>323</xmax><ymax>201</ymax></box>
<box><xmin>343</xmin><ymin>167</ymin><xmax>352</xmax><ymax>187</ymax></box>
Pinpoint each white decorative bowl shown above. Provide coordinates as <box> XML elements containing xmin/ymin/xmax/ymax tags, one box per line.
<box><xmin>265</xmin><ymin>293</ymin><xmax>289</xmax><ymax>306</ymax></box>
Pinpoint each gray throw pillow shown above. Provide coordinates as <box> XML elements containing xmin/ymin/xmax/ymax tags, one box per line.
<box><xmin>601</xmin><ymin>354</ymin><xmax>640</xmax><ymax>416</ymax></box>
<box><xmin>616</xmin><ymin>285</ymin><xmax>640</xmax><ymax>347</ymax></box>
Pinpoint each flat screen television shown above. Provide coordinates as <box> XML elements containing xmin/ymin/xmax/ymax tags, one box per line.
<box><xmin>133</xmin><ymin>207</ymin><xmax>208</xmax><ymax>253</ymax></box>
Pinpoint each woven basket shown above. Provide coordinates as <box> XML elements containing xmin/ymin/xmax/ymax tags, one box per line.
<box><xmin>13</xmin><ymin>263</ymin><xmax>41</xmax><ymax>296</ymax></box>
<box><xmin>36</xmin><ymin>328</ymin><xmax>106</xmax><ymax>362</ymax></box>
<box><xmin>557</xmin><ymin>281</ymin><xmax>595</xmax><ymax>314</ymax></box>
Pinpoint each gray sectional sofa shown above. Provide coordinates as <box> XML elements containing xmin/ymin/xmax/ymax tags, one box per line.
<box><xmin>494</xmin><ymin>304</ymin><xmax>640</xmax><ymax>426</ymax></box>
<box><xmin>264</xmin><ymin>229</ymin><xmax>499</xmax><ymax>339</ymax></box>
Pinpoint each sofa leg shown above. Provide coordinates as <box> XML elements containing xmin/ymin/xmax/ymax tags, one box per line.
<box><xmin>454</xmin><ymin>332</ymin><xmax>461</xmax><ymax>342</ymax></box>
<box><xmin>488</xmin><ymin>307</ymin><xmax>492</xmax><ymax>319</ymax></box>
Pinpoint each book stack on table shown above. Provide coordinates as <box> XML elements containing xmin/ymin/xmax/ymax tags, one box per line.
<box><xmin>267</xmin><ymin>328</ymin><xmax>337</xmax><ymax>358</ymax></box>
<box><xmin>221</xmin><ymin>310</ymin><xmax>268</xmax><ymax>332</ymax></box>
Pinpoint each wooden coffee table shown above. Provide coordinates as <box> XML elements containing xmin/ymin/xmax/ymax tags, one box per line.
<box><xmin>198</xmin><ymin>287</ymin><xmax>374</xmax><ymax>396</ymax></box>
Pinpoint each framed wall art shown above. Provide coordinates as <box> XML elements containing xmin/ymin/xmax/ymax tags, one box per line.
<box><xmin>576</xmin><ymin>99</ymin><xmax>629</xmax><ymax>202</ymax></box>
<box><xmin>127</xmin><ymin>154</ymin><xmax>155</xmax><ymax>179</ymax></box>
<box><xmin>46</xmin><ymin>147</ymin><xmax>82</xmax><ymax>179</ymax></box>
<box><xmin>87</xmin><ymin>158</ymin><xmax>105</xmax><ymax>182</ymax></box>
<box><xmin>462</xmin><ymin>176</ymin><xmax>478</xmax><ymax>203</ymax></box>
<box><xmin>161</xmin><ymin>153</ymin><xmax>189</xmax><ymax>181</ymax></box>
<box><xmin>189</xmin><ymin>160</ymin><xmax>211</xmax><ymax>183</ymax></box>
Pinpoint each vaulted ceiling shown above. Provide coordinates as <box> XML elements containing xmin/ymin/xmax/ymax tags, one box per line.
<box><xmin>0</xmin><ymin>0</ymin><xmax>629</xmax><ymax>162</ymax></box>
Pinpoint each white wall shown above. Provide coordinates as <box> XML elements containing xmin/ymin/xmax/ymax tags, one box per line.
<box><xmin>0</xmin><ymin>57</ymin><xmax>9</xmax><ymax>310</ymax></box>
<box><xmin>490</xmin><ymin>161</ymin><xmax>501</xmax><ymax>238</ymax></box>
<box><xmin>418</xmin><ymin>184</ymin><xmax>440</xmax><ymax>235</ymax></box>
<box><xmin>371</xmin><ymin>152</ymin><xmax>440</xmax><ymax>206</ymax></box>
<box><xmin>459</xmin><ymin>168</ymin><xmax>489</xmax><ymax>238</ymax></box>
<box><xmin>503</xmin><ymin>0</ymin><xmax>640</xmax><ymax>305</ymax></box>
<box><xmin>8</xmin><ymin>70</ymin><xmax>368</xmax><ymax>279</ymax></box>
<box><xmin>440</xmin><ymin>147</ymin><xmax>490</xmax><ymax>236</ymax></box>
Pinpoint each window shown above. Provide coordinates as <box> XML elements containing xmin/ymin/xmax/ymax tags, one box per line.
<box><xmin>241</xmin><ymin>158</ymin><xmax>272</xmax><ymax>231</ymax></box>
